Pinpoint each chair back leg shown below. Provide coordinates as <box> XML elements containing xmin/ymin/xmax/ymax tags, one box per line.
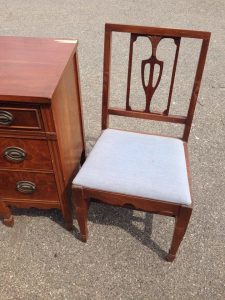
<box><xmin>166</xmin><ymin>206</ymin><xmax>192</xmax><ymax>261</ymax></box>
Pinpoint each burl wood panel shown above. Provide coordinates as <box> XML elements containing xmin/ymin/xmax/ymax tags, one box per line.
<box><xmin>0</xmin><ymin>137</ymin><xmax>53</xmax><ymax>170</ymax></box>
<box><xmin>0</xmin><ymin>106</ymin><xmax>42</xmax><ymax>130</ymax></box>
<box><xmin>0</xmin><ymin>36</ymin><xmax>77</xmax><ymax>101</ymax></box>
<box><xmin>52</xmin><ymin>55</ymin><xmax>83</xmax><ymax>183</ymax></box>
<box><xmin>0</xmin><ymin>170</ymin><xmax>59</xmax><ymax>203</ymax></box>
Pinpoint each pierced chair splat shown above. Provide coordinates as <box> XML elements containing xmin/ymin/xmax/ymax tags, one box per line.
<box><xmin>72</xmin><ymin>23</ymin><xmax>210</xmax><ymax>262</ymax></box>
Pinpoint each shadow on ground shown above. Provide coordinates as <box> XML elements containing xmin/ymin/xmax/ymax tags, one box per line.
<box><xmin>9</xmin><ymin>204</ymin><xmax>168</xmax><ymax>260</ymax></box>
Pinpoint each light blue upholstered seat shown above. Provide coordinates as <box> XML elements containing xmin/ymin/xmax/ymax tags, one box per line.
<box><xmin>73</xmin><ymin>129</ymin><xmax>191</xmax><ymax>205</ymax></box>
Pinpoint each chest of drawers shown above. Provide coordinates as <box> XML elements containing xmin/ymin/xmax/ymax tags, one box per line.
<box><xmin>0</xmin><ymin>36</ymin><xmax>85</xmax><ymax>229</ymax></box>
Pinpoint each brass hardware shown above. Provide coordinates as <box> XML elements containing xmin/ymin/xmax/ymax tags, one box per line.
<box><xmin>0</xmin><ymin>111</ymin><xmax>14</xmax><ymax>125</ymax></box>
<box><xmin>16</xmin><ymin>181</ymin><xmax>36</xmax><ymax>194</ymax></box>
<box><xmin>4</xmin><ymin>147</ymin><xmax>26</xmax><ymax>163</ymax></box>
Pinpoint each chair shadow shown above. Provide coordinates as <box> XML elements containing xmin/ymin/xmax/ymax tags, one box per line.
<box><xmin>9</xmin><ymin>204</ymin><xmax>168</xmax><ymax>260</ymax></box>
<box><xmin>81</xmin><ymin>202</ymin><xmax>168</xmax><ymax>260</ymax></box>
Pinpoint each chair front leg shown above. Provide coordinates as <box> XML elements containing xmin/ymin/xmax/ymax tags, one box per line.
<box><xmin>73</xmin><ymin>186</ymin><xmax>89</xmax><ymax>242</ymax></box>
<box><xmin>166</xmin><ymin>206</ymin><xmax>192</xmax><ymax>262</ymax></box>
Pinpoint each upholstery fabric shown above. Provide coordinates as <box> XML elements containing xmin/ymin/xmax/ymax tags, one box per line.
<box><xmin>73</xmin><ymin>129</ymin><xmax>191</xmax><ymax>205</ymax></box>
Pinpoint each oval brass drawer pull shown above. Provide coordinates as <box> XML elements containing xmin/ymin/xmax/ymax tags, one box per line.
<box><xmin>0</xmin><ymin>111</ymin><xmax>14</xmax><ymax>125</ymax></box>
<box><xmin>16</xmin><ymin>181</ymin><xmax>36</xmax><ymax>194</ymax></box>
<box><xmin>4</xmin><ymin>147</ymin><xmax>26</xmax><ymax>162</ymax></box>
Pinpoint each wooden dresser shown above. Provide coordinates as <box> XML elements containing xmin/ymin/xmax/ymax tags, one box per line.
<box><xmin>0</xmin><ymin>36</ymin><xmax>85</xmax><ymax>229</ymax></box>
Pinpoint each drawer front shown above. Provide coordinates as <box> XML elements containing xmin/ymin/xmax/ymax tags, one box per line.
<box><xmin>0</xmin><ymin>170</ymin><xmax>59</xmax><ymax>203</ymax></box>
<box><xmin>0</xmin><ymin>138</ymin><xmax>53</xmax><ymax>170</ymax></box>
<box><xmin>0</xmin><ymin>106</ymin><xmax>42</xmax><ymax>130</ymax></box>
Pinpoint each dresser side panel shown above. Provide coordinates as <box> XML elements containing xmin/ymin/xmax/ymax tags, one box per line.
<box><xmin>51</xmin><ymin>56</ymin><xmax>84</xmax><ymax>184</ymax></box>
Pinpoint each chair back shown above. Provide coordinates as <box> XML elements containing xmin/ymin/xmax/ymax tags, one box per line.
<box><xmin>102</xmin><ymin>23</ymin><xmax>210</xmax><ymax>141</ymax></box>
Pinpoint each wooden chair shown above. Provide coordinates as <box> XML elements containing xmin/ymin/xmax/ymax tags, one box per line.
<box><xmin>72</xmin><ymin>24</ymin><xmax>210</xmax><ymax>261</ymax></box>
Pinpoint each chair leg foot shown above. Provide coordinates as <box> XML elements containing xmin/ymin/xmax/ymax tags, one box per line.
<box><xmin>73</xmin><ymin>186</ymin><xmax>89</xmax><ymax>242</ymax></box>
<box><xmin>168</xmin><ymin>206</ymin><xmax>192</xmax><ymax>261</ymax></box>
<box><xmin>3</xmin><ymin>216</ymin><xmax>14</xmax><ymax>227</ymax></box>
<box><xmin>80</xmin><ymin>234</ymin><xmax>88</xmax><ymax>243</ymax></box>
<box><xmin>165</xmin><ymin>253</ymin><xmax>176</xmax><ymax>262</ymax></box>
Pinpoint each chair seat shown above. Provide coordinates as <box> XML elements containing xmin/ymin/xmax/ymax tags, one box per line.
<box><xmin>73</xmin><ymin>129</ymin><xmax>191</xmax><ymax>205</ymax></box>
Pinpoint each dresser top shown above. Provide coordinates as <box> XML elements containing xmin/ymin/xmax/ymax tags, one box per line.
<box><xmin>0</xmin><ymin>36</ymin><xmax>78</xmax><ymax>103</ymax></box>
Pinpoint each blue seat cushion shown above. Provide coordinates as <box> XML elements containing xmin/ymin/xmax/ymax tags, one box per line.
<box><xmin>73</xmin><ymin>129</ymin><xmax>191</xmax><ymax>205</ymax></box>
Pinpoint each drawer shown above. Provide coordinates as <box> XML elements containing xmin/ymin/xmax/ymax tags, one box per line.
<box><xmin>0</xmin><ymin>137</ymin><xmax>53</xmax><ymax>170</ymax></box>
<box><xmin>0</xmin><ymin>170</ymin><xmax>59</xmax><ymax>203</ymax></box>
<box><xmin>0</xmin><ymin>106</ymin><xmax>43</xmax><ymax>130</ymax></box>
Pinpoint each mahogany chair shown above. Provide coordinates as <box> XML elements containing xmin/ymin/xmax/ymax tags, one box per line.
<box><xmin>72</xmin><ymin>24</ymin><xmax>210</xmax><ymax>261</ymax></box>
